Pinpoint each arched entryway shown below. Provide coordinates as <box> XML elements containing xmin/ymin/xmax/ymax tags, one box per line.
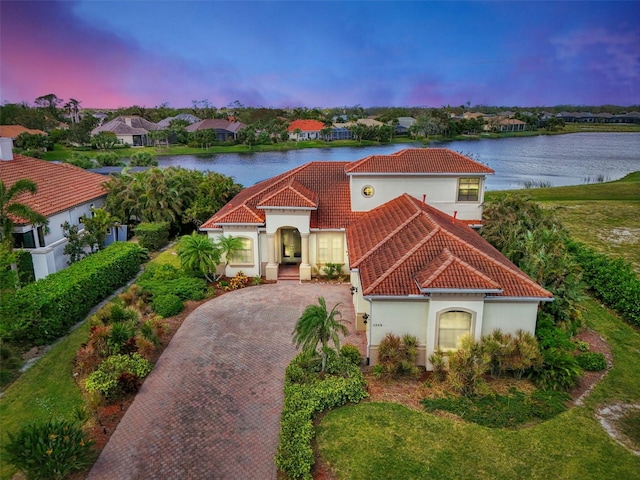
<box><xmin>280</xmin><ymin>227</ymin><xmax>302</xmax><ymax>264</ymax></box>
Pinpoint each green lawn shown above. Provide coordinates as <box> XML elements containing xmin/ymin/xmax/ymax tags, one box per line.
<box><xmin>317</xmin><ymin>298</ymin><xmax>640</xmax><ymax>480</ymax></box>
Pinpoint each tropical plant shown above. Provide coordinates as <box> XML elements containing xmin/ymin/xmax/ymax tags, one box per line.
<box><xmin>0</xmin><ymin>179</ymin><xmax>48</xmax><ymax>249</ymax></box>
<box><xmin>83</xmin><ymin>207</ymin><xmax>119</xmax><ymax>251</ymax></box>
<box><xmin>177</xmin><ymin>232</ymin><xmax>221</xmax><ymax>282</ymax></box>
<box><xmin>130</xmin><ymin>151</ymin><xmax>158</xmax><ymax>166</ymax></box>
<box><xmin>447</xmin><ymin>334</ymin><xmax>490</xmax><ymax>396</ymax></box>
<box><xmin>216</xmin><ymin>234</ymin><xmax>245</xmax><ymax>272</ymax></box>
<box><xmin>292</xmin><ymin>297</ymin><xmax>347</xmax><ymax>372</ymax></box>
<box><xmin>376</xmin><ymin>333</ymin><xmax>420</xmax><ymax>377</ymax></box>
<box><xmin>3</xmin><ymin>418</ymin><xmax>95</xmax><ymax>479</ymax></box>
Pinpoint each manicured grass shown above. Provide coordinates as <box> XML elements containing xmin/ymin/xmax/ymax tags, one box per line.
<box><xmin>316</xmin><ymin>298</ymin><xmax>640</xmax><ymax>479</ymax></box>
<box><xmin>0</xmin><ymin>321</ymin><xmax>91</xmax><ymax>480</ymax></box>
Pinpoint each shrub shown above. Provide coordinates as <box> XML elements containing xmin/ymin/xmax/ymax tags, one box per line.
<box><xmin>428</xmin><ymin>348</ymin><xmax>447</xmax><ymax>382</ymax></box>
<box><xmin>340</xmin><ymin>344</ymin><xmax>362</xmax><ymax>366</ymax></box>
<box><xmin>321</xmin><ymin>263</ymin><xmax>344</xmax><ymax>280</ymax></box>
<box><xmin>130</xmin><ymin>151</ymin><xmax>158</xmax><ymax>166</ymax></box>
<box><xmin>152</xmin><ymin>293</ymin><xmax>184</xmax><ymax>318</ymax></box>
<box><xmin>507</xmin><ymin>330</ymin><xmax>543</xmax><ymax>379</ymax></box>
<box><xmin>447</xmin><ymin>334</ymin><xmax>490</xmax><ymax>397</ymax></box>
<box><xmin>531</xmin><ymin>348</ymin><xmax>583</xmax><ymax>391</ymax></box>
<box><xmin>276</xmin><ymin>352</ymin><xmax>368</xmax><ymax>479</ymax></box>
<box><xmin>575</xmin><ymin>351</ymin><xmax>607</xmax><ymax>371</ymax></box>
<box><xmin>138</xmin><ymin>276</ymin><xmax>208</xmax><ymax>301</ymax></box>
<box><xmin>227</xmin><ymin>271</ymin><xmax>249</xmax><ymax>290</ymax></box>
<box><xmin>0</xmin><ymin>242</ymin><xmax>143</xmax><ymax>347</ymax></box>
<box><xmin>575</xmin><ymin>340</ymin><xmax>590</xmax><ymax>352</ymax></box>
<box><xmin>377</xmin><ymin>333</ymin><xmax>420</xmax><ymax>377</ymax></box>
<box><xmin>482</xmin><ymin>329</ymin><xmax>514</xmax><ymax>378</ymax></box>
<box><xmin>3</xmin><ymin>418</ymin><xmax>95</xmax><ymax>479</ymax></box>
<box><xmin>85</xmin><ymin>353</ymin><xmax>152</xmax><ymax>402</ymax></box>
<box><xmin>107</xmin><ymin>320</ymin><xmax>137</xmax><ymax>355</ymax></box>
<box><xmin>0</xmin><ymin>343</ymin><xmax>23</xmax><ymax>387</ymax></box>
<box><xmin>15</xmin><ymin>250</ymin><xmax>35</xmax><ymax>286</ymax></box>
<box><xmin>135</xmin><ymin>222</ymin><xmax>170</xmax><ymax>251</ymax></box>
<box><xmin>568</xmin><ymin>241</ymin><xmax>640</xmax><ymax>327</ymax></box>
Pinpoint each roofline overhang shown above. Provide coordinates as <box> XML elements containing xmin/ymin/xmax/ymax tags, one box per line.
<box><xmin>208</xmin><ymin>222</ymin><xmax>264</xmax><ymax>227</ymax></box>
<box><xmin>346</xmin><ymin>172</ymin><xmax>494</xmax><ymax>177</ymax></box>
<box><xmin>199</xmin><ymin>227</ymin><xmax>223</xmax><ymax>232</ymax></box>
<box><xmin>311</xmin><ymin>228</ymin><xmax>346</xmax><ymax>232</ymax></box>
<box><xmin>484</xmin><ymin>296</ymin><xmax>554</xmax><ymax>302</ymax></box>
<box><xmin>256</xmin><ymin>206</ymin><xmax>317</xmax><ymax>211</ymax></box>
<box><xmin>363</xmin><ymin>294</ymin><xmax>426</xmax><ymax>301</ymax></box>
<box><xmin>418</xmin><ymin>287</ymin><xmax>503</xmax><ymax>294</ymax></box>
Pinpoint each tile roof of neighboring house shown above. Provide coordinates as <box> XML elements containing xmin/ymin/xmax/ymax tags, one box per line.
<box><xmin>185</xmin><ymin>119</ymin><xmax>245</xmax><ymax>133</ymax></box>
<box><xmin>288</xmin><ymin>119</ymin><xmax>325</xmax><ymax>132</ymax></box>
<box><xmin>92</xmin><ymin>116</ymin><xmax>161</xmax><ymax>136</ymax></box>
<box><xmin>157</xmin><ymin>113</ymin><xmax>201</xmax><ymax>128</ymax></box>
<box><xmin>0</xmin><ymin>125</ymin><xmax>47</xmax><ymax>138</ymax></box>
<box><xmin>497</xmin><ymin>118</ymin><xmax>526</xmax><ymax>125</ymax></box>
<box><xmin>345</xmin><ymin>148</ymin><xmax>495</xmax><ymax>175</ymax></box>
<box><xmin>201</xmin><ymin>162</ymin><xmax>356</xmax><ymax>229</ymax></box>
<box><xmin>346</xmin><ymin>194</ymin><xmax>552</xmax><ymax>298</ymax></box>
<box><xmin>0</xmin><ymin>154</ymin><xmax>107</xmax><ymax>223</ymax></box>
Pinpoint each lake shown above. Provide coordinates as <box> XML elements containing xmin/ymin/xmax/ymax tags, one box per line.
<box><xmin>156</xmin><ymin>133</ymin><xmax>640</xmax><ymax>190</ymax></box>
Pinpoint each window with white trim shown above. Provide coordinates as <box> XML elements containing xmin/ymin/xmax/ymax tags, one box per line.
<box><xmin>458</xmin><ymin>178</ymin><xmax>480</xmax><ymax>202</ymax></box>
<box><xmin>230</xmin><ymin>237</ymin><xmax>253</xmax><ymax>264</ymax></box>
<box><xmin>437</xmin><ymin>310</ymin><xmax>473</xmax><ymax>351</ymax></box>
<box><xmin>317</xmin><ymin>235</ymin><xmax>343</xmax><ymax>263</ymax></box>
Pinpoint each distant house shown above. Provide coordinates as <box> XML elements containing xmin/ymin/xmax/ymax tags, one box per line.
<box><xmin>0</xmin><ymin>125</ymin><xmax>47</xmax><ymax>139</ymax></box>
<box><xmin>288</xmin><ymin>119</ymin><xmax>325</xmax><ymax>141</ymax></box>
<box><xmin>0</xmin><ymin>138</ymin><xmax>109</xmax><ymax>279</ymax></box>
<box><xmin>91</xmin><ymin>116</ymin><xmax>161</xmax><ymax>146</ymax></box>
<box><xmin>395</xmin><ymin>117</ymin><xmax>416</xmax><ymax>135</ymax></box>
<box><xmin>185</xmin><ymin>119</ymin><xmax>246</xmax><ymax>141</ymax></box>
<box><xmin>157</xmin><ymin>113</ymin><xmax>201</xmax><ymax>128</ymax></box>
<box><xmin>200</xmin><ymin>148</ymin><xmax>552</xmax><ymax>368</ymax></box>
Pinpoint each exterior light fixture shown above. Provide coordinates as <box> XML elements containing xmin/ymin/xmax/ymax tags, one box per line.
<box><xmin>350</xmin><ymin>286</ymin><xmax>358</xmax><ymax>295</ymax></box>
<box><xmin>362</xmin><ymin>313</ymin><xmax>369</xmax><ymax>325</ymax></box>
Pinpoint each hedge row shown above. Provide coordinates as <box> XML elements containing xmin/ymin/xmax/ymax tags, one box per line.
<box><xmin>275</xmin><ymin>355</ymin><xmax>368</xmax><ymax>480</ymax></box>
<box><xmin>135</xmin><ymin>222</ymin><xmax>170</xmax><ymax>251</ymax></box>
<box><xmin>568</xmin><ymin>241</ymin><xmax>640</xmax><ymax>327</ymax></box>
<box><xmin>0</xmin><ymin>242</ymin><xmax>144</xmax><ymax>347</ymax></box>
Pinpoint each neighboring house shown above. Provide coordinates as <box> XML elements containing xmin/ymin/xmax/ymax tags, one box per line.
<box><xmin>288</xmin><ymin>119</ymin><xmax>325</xmax><ymax>141</ymax></box>
<box><xmin>0</xmin><ymin>125</ymin><xmax>47</xmax><ymax>139</ymax></box>
<box><xmin>395</xmin><ymin>117</ymin><xmax>416</xmax><ymax>135</ymax></box>
<box><xmin>157</xmin><ymin>113</ymin><xmax>201</xmax><ymax>128</ymax></box>
<box><xmin>91</xmin><ymin>116</ymin><xmax>161</xmax><ymax>146</ymax></box>
<box><xmin>0</xmin><ymin>138</ymin><xmax>108</xmax><ymax>279</ymax></box>
<box><xmin>185</xmin><ymin>119</ymin><xmax>246</xmax><ymax>141</ymax></box>
<box><xmin>200</xmin><ymin>148</ymin><xmax>551</xmax><ymax>368</ymax></box>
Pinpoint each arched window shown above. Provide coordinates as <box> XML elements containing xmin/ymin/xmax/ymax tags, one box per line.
<box><xmin>437</xmin><ymin>310</ymin><xmax>473</xmax><ymax>351</ymax></box>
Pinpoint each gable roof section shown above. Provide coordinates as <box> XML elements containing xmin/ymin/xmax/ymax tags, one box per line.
<box><xmin>288</xmin><ymin>119</ymin><xmax>325</xmax><ymax>132</ymax></box>
<box><xmin>0</xmin><ymin>154</ymin><xmax>107</xmax><ymax>222</ymax></box>
<box><xmin>92</xmin><ymin>116</ymin><xmax>160</xmax><ymax>136</ymax></box>
<box><xmin>345</xmin><ymin>148</ymin><xmax>494</xmax><ymax>175</ymax></box>
<box><xmin>347</xmin><ymin>194</ymin><xmax>551</xmax><ymax>299</ymax></box>
<box><xmin>257</xmin><ymin>178</ymin><xmax>319</xmax><ymax>209</ymax></box>
<box><xmin>185</xmin><ymin>119</ymin><xmax>245</xmax><ymax>133</ymax></box>
<box><xmin>200</xmin><ymin>162</ymin><xmax>356</xmax><ymax>229</ymax></box>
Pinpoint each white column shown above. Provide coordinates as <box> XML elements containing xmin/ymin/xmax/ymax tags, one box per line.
<box><xmin>299</xmin><ymin>233</ymin><xmax>311</xmax><ymax>281</ymax></box>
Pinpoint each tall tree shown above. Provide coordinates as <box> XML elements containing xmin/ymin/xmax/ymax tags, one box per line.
<box><xmin>0</xmin><ymin>179</ymin><xmax>48</xmax><ymax>250</ymax></box>
<box><xmin>292</xmin><ymin>297</ymin><xmax>347</xmax><ymax>372</ymax></box>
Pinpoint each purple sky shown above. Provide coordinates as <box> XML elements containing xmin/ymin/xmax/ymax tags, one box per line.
<box><xmin>1</xmin><ymin>1</ymin><xmax>639</xmax><ymax>109</ymax></box>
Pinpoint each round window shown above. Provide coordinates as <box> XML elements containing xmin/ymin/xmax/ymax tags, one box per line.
<box><xmin>362</xmin><ymin>185</ymin><xmax>375</xmax><ymax>198</ymax></box>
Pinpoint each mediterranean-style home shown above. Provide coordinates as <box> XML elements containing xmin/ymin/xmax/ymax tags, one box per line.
<box><xmin>0</xmin><ymin>125</ymin><xmax>48</xmax><ymax>139</ymax></box>
<box><xmin>288</xmin><ymin>119</ymin><xmax>325</xmax><ymax>141</ymax></box>
<box><xmin>200</xmin><ymin>148</ymin><xmax>553</xmax><ymax>368</ymax></box>
<box><xmin>0</xmin><ymin>138</ymin><xmax>109</xmax><ymax>279</ymax></box>
<box><xmin>91</xmin><ymin>115</ymin><xmax>161</xmax><ymax>146</ymax></box>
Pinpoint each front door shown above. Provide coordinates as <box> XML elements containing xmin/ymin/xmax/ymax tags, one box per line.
<box><xmin>280</xmin><ymin>228</ymin><xmax>301</xmax><ymax>264</ymax></box>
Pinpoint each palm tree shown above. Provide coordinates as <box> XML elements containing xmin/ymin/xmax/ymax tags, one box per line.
<box><xmin>292</xmin><ymin>297</ymin><xmax>347</xmax><ymax>372</ymax></box>
<box><xmin>177</xmin><ymin>232</ymin><xmax>221</xmax><ymax>282</ymax></box>
<box><xmin>216</xmin><ymin>235</ymin><xmax>245</xmax><ymax>271</ymax></box>
<box><xmin>0</xmin><ymin>179</ymin><xmax>48</xmax><ymax>249</ymax></box>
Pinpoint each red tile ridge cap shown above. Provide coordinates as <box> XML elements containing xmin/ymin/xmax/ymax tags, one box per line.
<box><xmin>417</xmin><ymin>248</ymin><xmax>502</xmax><ymax>290</ymax></box>
<box><xmin>363</xmin><ymin>227</ymin><xmax>440</xmax><ymax>296</ymax></box>
<box><xmin>257</xmin><ymin>177</ymin><xmax>318</xmax><ymax>208</ymax></box>
<box><xmin>439</xmin><ymin>228</ymin><xmax>553</xmax><ymax>297</ymax></box>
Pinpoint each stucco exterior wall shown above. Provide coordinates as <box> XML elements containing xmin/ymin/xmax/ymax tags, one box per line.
<box><xmin>482</xmin><ymin>301</ymin><xmax>539</xmax><ymax>336</ymax></box>
<box><xmin>210</xmin><ymin>227</ymin><xmax>261</xmax><ymax>278</ymax></box>
<box><xmin>264</xmin><ymin>209</ymin><xmax>311</xmax><ymax>234</ymax></box>
<box><xmin>349</xmin><ymin>175</ymin><xmax>485</xmax><ymax>220</ymax></box>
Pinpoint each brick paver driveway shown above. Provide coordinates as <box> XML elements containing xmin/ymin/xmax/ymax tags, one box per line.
<box><xmin>88</xmin><ymin>282</ymin><xmax>358</xmax><ymax>480</ymax></box>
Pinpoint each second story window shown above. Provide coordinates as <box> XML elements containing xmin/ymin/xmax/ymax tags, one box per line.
<box><xmin>458</xmin><ymin>178</ymin><xmax>480</xmax><ymax>202</ymax></box>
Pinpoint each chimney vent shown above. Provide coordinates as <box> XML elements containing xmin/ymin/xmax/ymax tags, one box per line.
<box><xmin>0</xmin><ymin>137</ymin><xmax>14</xmax><ymax>161</ymax></box>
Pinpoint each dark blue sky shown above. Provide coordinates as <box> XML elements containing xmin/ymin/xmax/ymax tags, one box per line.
<box><xmin>1</xmin><ymin>1</ymin><xmax>639</xmax><ymax>108</ymax></box>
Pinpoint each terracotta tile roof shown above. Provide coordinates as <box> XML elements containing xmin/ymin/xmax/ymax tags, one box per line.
<box><xmin>288</xmin><ymin>119</ymin><xmax>325</xmax><ymax>132</ymax></box>
<box><xmin>0</xmin><ymin>154</ymin><xmax>107</xmax><ymax>223</ymax></box>
<box><xmin>200</xmin><ymin>162</ymin><xmax>357</xmax><ymax>229</ymax></box>
<box><xmin>257</xmin><ymin>178</ymin><xmax>318</xmax><ymax>209</ymax></box>
<box><xmin>347</xmin><ymin>194</ymin><xmax>551</xmax><ymax>299</ymax></box>
<box><xmin>0</xmin><ymin>125</ymin><xmax>47</xmax><ymax>138</ymax></box>
<box><xmin>344</xmin><ymin>148</ymin><xmax>494</xmax><ymax>175</ymax></box>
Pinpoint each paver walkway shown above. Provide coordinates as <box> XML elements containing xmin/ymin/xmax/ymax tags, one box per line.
<box><xmin>87</xmin><ymin>282</ymin><xmax>360</xmax><ymax>480</ymax></box>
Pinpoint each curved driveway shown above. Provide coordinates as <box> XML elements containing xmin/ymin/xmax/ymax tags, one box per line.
<box><xmin>88</xmin><ymin>282</ymin><xmax>360</xmax><ymax>480</ymax></box>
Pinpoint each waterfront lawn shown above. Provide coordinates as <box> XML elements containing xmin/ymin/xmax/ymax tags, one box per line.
<box><xmin>316</xmin><ymin>298</ymin><xmax>640</xmax><ymax>480</ymax></box>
